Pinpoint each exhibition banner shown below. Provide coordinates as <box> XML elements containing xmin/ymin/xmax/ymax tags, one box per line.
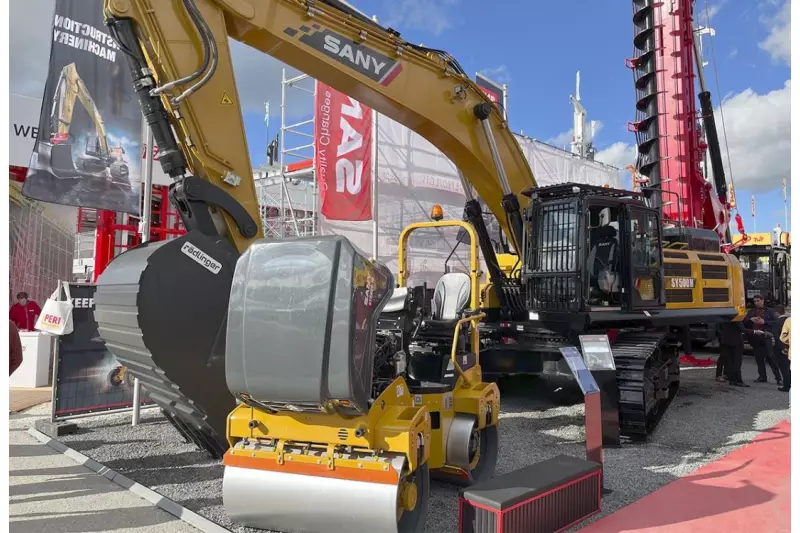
<box><xmin>24</xmin><ymin>0</ymin><xmax>143</xmax><ymax>214</ymax></box>
<box><xmin>53</xmin><ymin>283</ymin><xmax>153</xmax><ymax>420</ymax></box>
<box><xmin>314</xmin><ymin>82</ymin><xmax>373</xmax><ymax>221</ymax></box>
<box><xmin>475</xmin><ymin>73</ymin><xmax>507</xmax><ymax>119</ymax></box>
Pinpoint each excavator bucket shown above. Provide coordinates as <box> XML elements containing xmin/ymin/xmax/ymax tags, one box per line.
<box><xmin>94</xmin><ymin>231</ymin><xmax>241</xmax><ymax>457</ymax></box>
<box><xmin>35</xmin><ymin>142</ymin><xmax>80</xmax><ymax>178</ymax></box>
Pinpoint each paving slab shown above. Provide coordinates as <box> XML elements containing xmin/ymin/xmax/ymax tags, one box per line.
<box><xmin>9</xmin><ymin>407</ymin><xmax>204</xmax><ymax>533</ymax></box>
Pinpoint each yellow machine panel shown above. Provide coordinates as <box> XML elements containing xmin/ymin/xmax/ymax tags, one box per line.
<box><xmin>663</xmin><ymin>250</ymin><xmax>746</xmax><ymax>320</ymax></box>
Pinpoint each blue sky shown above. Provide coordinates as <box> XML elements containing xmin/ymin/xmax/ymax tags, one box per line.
<box><xmin>234</xmin><ymin>0</ymin><xmax>791</xmax><ymax>233</ymax></box>
<box><xmin>8</xmin><ymin>0</ymin><xmax>791</xmax><ymax>232</ymax></box>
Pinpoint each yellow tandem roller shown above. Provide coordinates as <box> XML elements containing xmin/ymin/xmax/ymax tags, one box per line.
<box><xmin>221</xmin><ymin>235</ymin><xmax>499</xmax><ymax>533</ymax></box>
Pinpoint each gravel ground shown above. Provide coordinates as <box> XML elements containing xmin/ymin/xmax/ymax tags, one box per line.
<box><xmin>18</xmin><ymin>353</ymin><xmax>790</xmax><ymax>533</ymax></box>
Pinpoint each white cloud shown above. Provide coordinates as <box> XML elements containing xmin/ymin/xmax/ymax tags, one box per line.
<box><xmin>9</xmin><ymin>0</ymin><xmax>56</xmax><ymax>98</ymax></box>
<box><xmin>479</xmin><ymin>65</ymin><xmax>511</xmax><ymax>84</ymax></box>
<box><xmin>227</xmin><ymin>40</ymin><xmax>307</xmax><ymax>117</ymax></box>
<box><xmin>759</xmin><ymin>0</ymin><xmax>790</xmax><ymax>65</ymax></box>
<box><xmin>698</xmin><ymin>0</ymin><xmax>726</xmax><ymax>26</ymax></box>
<box><xmin>729</xmin><ymin>48</ymin><xmax>739</xmax><ymax>58</ymax></box>
<box><xmin>595</xmin><ymin>142</ymin><xmax>637</xmax><ymax>170</ymax></box>
<box><xmin>546</xmin><ymin>121</ymin><xmax>604</xmax><ymax>151</ymax></box>
<box><xmin>592</xmin><ymin>81</ymin><xmax>791</xmax><ymax>194</ymax></box>
<box><xmin>547</xmin><ymin>129</ymin><xmax>573</xmax><ymax>149</ymax></box>
<box><xmin>379</xmin><ymin>0</ymin><xmax>460</xmax><ymax>36</ymax></box>
<box><xmin>713</xmin><ymin>80</ymin><xmax>790</xmax><ymax>192</ymax></box>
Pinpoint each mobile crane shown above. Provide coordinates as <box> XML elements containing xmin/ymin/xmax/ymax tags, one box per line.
<box><xmin>92</xmin><ymin>0</ymin><xmax>744</xmax><ymax>530</ymax></box>
<box><xmin>38</xmin><ymin>62</ymin><xmax>131</xmax><ymax>188</ymax></box>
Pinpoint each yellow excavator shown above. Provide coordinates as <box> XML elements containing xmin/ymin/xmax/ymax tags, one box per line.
<box><xmin>40</xmin><ymin>62</ymin><xmax>131</xmax><ymax>188</ymax></box>
<box><xmin>92</xmin><ymin>0</ymin><xmax>746</xmax><ymax>531</ymax></box>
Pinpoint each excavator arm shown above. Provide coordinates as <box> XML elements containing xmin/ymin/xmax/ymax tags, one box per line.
<box><xmin>50</xmin><ymin>62</ymin><xmax>111</xmax><ymax>154</ymax></box>
<box><xmin>102</xmin><ymin>0</ymin><xmax>536</xmax><ymax>252</ymax></box>
<box><xmin>95</xmin><ymin>0</ymin><xmax>534</xmax><ymax>459</ymax></box>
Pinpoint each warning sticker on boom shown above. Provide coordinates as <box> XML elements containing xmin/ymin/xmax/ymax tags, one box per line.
<box><xmin>220</xmin><ymin>91</ymin><xmax>234</xmax><ymax>105</ymax></box>
<box><xmin>181</xmin><ymin>242</ymin><xmax>223</xmax><ymax>274</ymax></box>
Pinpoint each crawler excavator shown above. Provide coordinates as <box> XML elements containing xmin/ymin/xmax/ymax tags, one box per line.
<box><xmin>92</xmin><ymin>0</ymin><xmax>745</xmax><ymax>530</ymax></box>
<box><xmin>38</xmin><ymin>62</ymin><xmax>131</xmax><ymax>189</ymax></box>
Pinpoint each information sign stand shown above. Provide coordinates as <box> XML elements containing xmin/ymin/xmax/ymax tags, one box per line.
<box><xmin>579</xmin><ymin>335</ymin><xmax>621</xmax><ymax>447</ymax></box>
<box><xmin>559</xmin><ymin>344</ymin><xmax>611</xmax><ymax>495</ymax></box>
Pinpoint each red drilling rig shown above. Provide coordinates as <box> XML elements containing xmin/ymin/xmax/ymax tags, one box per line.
<box><xmin>628</xmin><ymin>0</ymin><xmax>749</xmax><ymax>356</ymax></box>
<box><xmin>628</xmin><ymin>0</ymin><xmax>746</xmax><ymax>250</ymax></box>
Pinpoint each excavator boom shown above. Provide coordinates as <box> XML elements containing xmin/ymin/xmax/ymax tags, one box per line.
<box><xmin>96</xmin><ymin>0</ymin><xmax>534</xmax><ymax>458</ymax></box>
<box><xmin>103</xmin><ymin>0</ymin><xmax>535</xmax><ymax>252</ymax></box>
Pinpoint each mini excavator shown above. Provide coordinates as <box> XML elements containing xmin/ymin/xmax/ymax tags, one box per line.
<box><xmin>38</xmin><ymin>62</ymin><xmax>131</xmax><ymax>188</ymax></box>
<box><xmin>93</xmin><ymin>0</ymin><xmax>745</xmax><ymax>531</ymax></box>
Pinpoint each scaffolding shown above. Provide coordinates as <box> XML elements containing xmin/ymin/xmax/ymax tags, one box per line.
<box><xmin>74</xmin><ymin>186</ymin><xmax>186</xmax><ymax>281</ymax></box>
<box><xmin>256</xmin><ymin>68</ymin><xmax>318</xmax><ymax>239</ymax></box>
<box><xmin>9</xmin><ymin>181</ymin><xmax>74</xmax><ymax>305</ymax></box>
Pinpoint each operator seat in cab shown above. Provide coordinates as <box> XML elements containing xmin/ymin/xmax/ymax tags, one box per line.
<box><xmin>588</xmin><ymin>207</ymin><xmax>621</xmax><ymax>305</ymax></box>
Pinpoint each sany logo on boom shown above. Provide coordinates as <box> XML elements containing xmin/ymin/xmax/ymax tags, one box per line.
<box><xmin>322</xmin><ymin>35</ymin><xmax>388</xmax><ymax>78</ymax></box>
<box><xmin>292</xmin><ymin>26</ymin><xmax>403</xmax><ymax>86</ymax></box>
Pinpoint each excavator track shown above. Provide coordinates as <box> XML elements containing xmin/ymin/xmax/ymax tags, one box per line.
<box><xmin>612</xmin><ymin>331</ymin><xmax>680</xmax><ymax>439</ymax></box>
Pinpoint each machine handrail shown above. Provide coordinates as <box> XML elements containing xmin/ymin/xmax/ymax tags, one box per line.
<box><xmin>450</xmin><ymin>312</ymin><xmax>487</xmax><ymax>382</ymax></box>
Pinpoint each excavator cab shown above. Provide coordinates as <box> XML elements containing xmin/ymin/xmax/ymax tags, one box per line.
<box><xmin>523</xmin><ymin>183</ymin><xmax>665</xmax><ymax>326</ymax></box>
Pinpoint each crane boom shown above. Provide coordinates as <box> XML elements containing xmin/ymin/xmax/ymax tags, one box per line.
<box><xmin>104</xmin><ymin>0</ymin><xmax>536</xmax><ymax>254</ymax></box>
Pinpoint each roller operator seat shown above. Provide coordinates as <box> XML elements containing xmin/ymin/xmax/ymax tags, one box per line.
<box><xmin>432</xmin><ymin>272</ymin><xmax>471</xmax><ymax>321</ymax></box>
<box><xmin>409</xmin><ymin>272</ymin><xmax>473</xmax><ymax>389</ymax></box>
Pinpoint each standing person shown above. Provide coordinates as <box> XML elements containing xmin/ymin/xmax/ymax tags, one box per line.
<box><xmin>9</xmin><ymin>292</ymin><xmax>41</xmax><ymax>331</ymax></box>
<box><xmin>10</xmin><ymin>320</ymin><xmax>23</xmax><ymax>376</ymax></box>
<box><xmin>775</xmin><ymin>314</ymin><xmax>791</xmax><ymax>392</ymax></box>
<box><xmin>743</xmin><ymin>294</ymin><xmax>782</xmax><ymax>385</ymax></box>
<box><xmin>718</xmin><ymin>319</ymin><xmax>749</xmax><ymax>387</ymax></box>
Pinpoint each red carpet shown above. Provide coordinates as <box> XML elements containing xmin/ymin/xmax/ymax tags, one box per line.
<box><xmin>581</xmin><ymin>420</ymin><xmax>791</xmax><ymax>532</ymax></box>
<box><xmin>679</xmin><ymin>354</ymin><xmax>716</xmax><ymax>367</ymax></box>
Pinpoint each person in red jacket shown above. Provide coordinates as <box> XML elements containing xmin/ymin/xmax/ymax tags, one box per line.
<box><xmin>10</xmin><ymin>320</ymin><xmax>23</xmax><ymax>375</ymax></box>
<box><xmin>9</xmin><ymin>292</ymin><xmax>41</xmax><ymax>331</ymax></box>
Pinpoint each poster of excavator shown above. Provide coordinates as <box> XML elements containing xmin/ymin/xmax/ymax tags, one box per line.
<box><xmin>52</xmin><ymin>283</ymin><xmax>154</xmax><ymax>420</ymax></box>
<box><xmin>23</xmin><ymin>0</ymin><xmax>142</xmax><ymax>214</ymax></box>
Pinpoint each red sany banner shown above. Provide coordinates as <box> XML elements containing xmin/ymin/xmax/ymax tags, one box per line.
<box><xmin>315</xmin><ymin>81</ymin><xmax>373</xmax><ymax>221</ymax></box>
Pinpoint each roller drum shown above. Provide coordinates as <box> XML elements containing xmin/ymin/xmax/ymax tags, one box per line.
<box><xmin>223</xmin><ymin>455</ymin><xmax>426</xmax><ymax>533</ymax></box>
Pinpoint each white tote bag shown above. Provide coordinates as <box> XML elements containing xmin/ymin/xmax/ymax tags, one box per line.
<box><xmin>35</xmin><ymin>282</ymin><xmax>75</xmax><ymax>336</ymax></box>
